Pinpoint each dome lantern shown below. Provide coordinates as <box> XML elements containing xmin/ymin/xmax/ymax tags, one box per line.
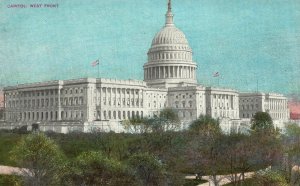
<box><xmin>165</xmin><ymin>0</ymin><xmax>174</xmax><ymax>27</ymax></box>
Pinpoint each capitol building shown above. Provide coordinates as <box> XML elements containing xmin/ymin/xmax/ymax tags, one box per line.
<box><xmin>2</xmin><ymin>1</ymin><xmax>289</xmax><ymax>133</ymax></box>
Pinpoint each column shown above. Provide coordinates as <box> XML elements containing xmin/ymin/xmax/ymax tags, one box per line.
<box><xmin>133</xmin><ymin>89</ymin><xmax>135</xmax><ymax>107</ymax></box>
<box><xmin>128</xmin><ymin>88</ymin><xmax>131</xmax><ymax>107</ymax></box>
<box><xmin>153</xmin><ymin>67</ymin><xmax>155</xmax><ymax>79</ymax></box>
<box><xmin>146</xmin><ymin>68</ymin><xmax>149</xmax><ymax>79</ymax></box>
<box><xmin>163</xmin><ymin>66</ymin><xmax>166</xmax><ymax>78</ymax></box>
<box><xmin>179</xmin><ymin>66</ymin><xmax>181</xmax><ymax>78</ymax></box>
<box><xmin>110</xmin><ymin>88</ymin><xmax>112</xmax><ymax>107</ymax></box>
<box><xmin>173</xmin><ymin>66</ymin><xmax>175</xmax><ymax>78</ymax></box>
<box><xmin>120</xmin><ymin>88</ymin><xmax>122</xmax><ymax>107</ymax></box>
<box><xmin>58</xmin><ymin>88</ymin><xmax>61</xmax><ymax>121</ymax></box>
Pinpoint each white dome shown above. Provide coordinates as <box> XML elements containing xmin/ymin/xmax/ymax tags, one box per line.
<box><xmin>151</xmin><ymin>26</ymin><xmax>189</xmax><ymax>46</ymax></box>
<box><xmin>143</xmin><ymin>0</ymin><xmax>197</xmax><ymax>88</ymax></box>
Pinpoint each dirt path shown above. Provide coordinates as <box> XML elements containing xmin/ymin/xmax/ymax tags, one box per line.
<box><xmin>0</xmin><ymin>165</ymin><xmax>26</xmax><ymax>176</ymax></box>
<box><xmin>186</xmin><ymin>172</ymin><xmax>254</xmax><ymax>186</ymax></box>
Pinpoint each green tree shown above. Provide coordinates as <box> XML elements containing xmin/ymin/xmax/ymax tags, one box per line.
<box><xmin>65</xmin><ymin>151</ymin><xmax>136</xmax><ymax>186</ymax></box>
<box><xmin>159</xmin><ymin>108</ymin><xmax>181</xmax><ymax>131</ymax></box>
<box><xmin>123</xmin><ymin>108</ymin><xmax>180</xmax><ymax>133</ymax></box>
<box><xmin>123</xmin><ymin>117</ymin><xmax>151</xmax><ymax>133</ymax></box>
<box><xmin>285</xmin><ymin>123</ymin><xmax>300</xmax><ymax>160</ymax></box>
<box><xmin>0</xmin><ymin>109</ymin><xmax>4</xmax><ymax>120</ymax></box>
<box><xmin>189</xmin><ymin>115</ymin><xmax>221</xmax><ymax>136</ymax></box>
<box><xmin>128</xmin><ymin>153</ymin><xmax>166</xmax><ymax>186</ymax></box>
<box><xmin>10</xmin><ymin>133</ymin><xmax>66</xmax><ymax>186</ymax></box>
<box><xmin>251</xmin><ymin>112</ymin><xmax>274</xmax><ymax>132</ymax></box>
<box><xmin>185</xmin><ymin>134</ymin><xmax>226</xmax><ymax>186</ymax></box>
<box><xmin>253</xmin><ymin>170</ymin><xmax>288</xmax><ymax>186</ymax></box>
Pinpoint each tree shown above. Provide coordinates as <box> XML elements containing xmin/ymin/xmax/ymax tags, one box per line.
<box><xmin>122</xmin><ymin>108</ymin><xmax>181</xmax><ymax>133</ymax></box>
<box><xmin>128</xmin><ymin>153</ymin><xmax>166</xmax><ymax>186</ymax></box>
<box><xmin>0</xmin><ymin>109</ymin><xmax>4</xmax><ymax>120</ymax></box>
<box><xmin>10</xmin><ymin>133</ymin><xmax>66</xmax><ymax>186</ymax></box>
<box><xmin>251</xmin><ymin>112</ymin><xmax>274</xmax><ymax>132</ymax></box>
<box><xmin>65</xmin><ymin>151</ymin><xmax>136</xmax><ymax>186</ymax></box>
<box><xmin>253</xmin><ymin>170</ymin><xmax>288</xmax><ymax>186</ymax></box>
<box><xmin>285</xmin><ymin>123</ymin><xmax>300</xmax><ymax>162</ymax></box>
<box><xmin>159</xmin><ymin>108</ymin><xmax>181</xmax><ymax>131</ymax></box>
<box><xmin>122</xmin><ymin>118</ymin><xmax>152</xmax><ymax>133</ymax></box>
<box><xmin>185</xmin><ymin>134</ymin><xmax>226</xmax><ymax>186</ymax></box>
<box><xmin>189</xmin><ymin>115</ymin><xmax>221</xmax><ymax>136</ymax></box>
<box><xmin>222</xmin><ymin>132</ymin><xmax>282</xmax><ymax>184</ymax></box>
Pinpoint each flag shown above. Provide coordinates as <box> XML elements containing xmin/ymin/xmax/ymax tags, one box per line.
<box><xmin>213</xmin><ymin>72</ymin><xmax>219</xmax><ymax>77</ymax></box>
<box><xmin>91</xmin><ymin>59</ymin><xmax>99</xmax><ymax>67</ymax></box>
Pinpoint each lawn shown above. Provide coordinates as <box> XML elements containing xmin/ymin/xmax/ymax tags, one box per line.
<box><xmin>184</xmin><ymin>179</ymin><xmax>207</xmax><ymax>186</ymax></box>
<box><xmin>0</xmin><ymin>175</ymin><xmax>22</xmax><ymax>186</ymax></box>
<box><xmin>224</xmin><ymin>178</ymin><xmax>257</xmax><ymax>186</ymax></box>
<box><xmin>0</xmin><ymin>132</ymin><xmax>24</xmax><ymax>166</ymax></box>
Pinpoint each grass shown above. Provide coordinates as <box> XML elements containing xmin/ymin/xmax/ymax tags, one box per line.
<box><xmin>0</xmin><ymin>175</ymin><xmax>22</xmax><ymax>186</ymax></box>
<box><xmin>224</xmin><ymin>178</ymin><xmax>257</xmax><ymax>186</ymax></box>
<box><xmin>0</xmin><ymin>132</ymin><xmax>24</xmax><ymax>166</ymax></box>
<box><xmin>183</xmin><ymin>179</ymin><xmax>207</xmax><ymax>186</ymax></box>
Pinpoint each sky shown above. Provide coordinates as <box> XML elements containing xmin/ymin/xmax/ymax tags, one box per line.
<box><xmin>0</xmin><ymin>0</ymin><xmax>300</xmax><ymax>97</ymax></box>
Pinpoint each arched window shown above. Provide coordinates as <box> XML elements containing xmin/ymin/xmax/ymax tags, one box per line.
<box><xmin>127</xmin><ymin>111</ymin><xmax>130</xmax><ymax>119</ymax></box>
<box><xmin>113</xmin><ymin>111</ymin><xmax>116</xmax><ymax>119</ymax></box>
<box><xmin>118</xmin><ymin>111</ymin><xmax>121</xmax><ymax>119</ymax></box>
<box><xmin>103</xmin><ymin>111</ymin><xmax>107</xmax><ymax>119</ymax></box>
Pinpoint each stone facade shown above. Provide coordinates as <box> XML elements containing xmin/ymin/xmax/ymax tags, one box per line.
<box><xmin>239</xmin><ymin>92</ymin><xmax>289</xmax><ymax>121</ymax></box>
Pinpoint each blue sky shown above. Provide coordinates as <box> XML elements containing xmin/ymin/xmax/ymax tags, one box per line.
<box><xmin>0</xmin><ymin>0</ymin><xmax>299</xmax><ymax>96</ymax></box>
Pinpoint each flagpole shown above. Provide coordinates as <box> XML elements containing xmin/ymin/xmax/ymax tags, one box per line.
<box><xmin>256</xmin><ymin>79</ymin><xmax>258</xmax><ymax>93</ymax></box>
<box><xmin>97</xmin><ymin>63</ymin><xmax>100</xmax><ymax>78</ymax></box>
